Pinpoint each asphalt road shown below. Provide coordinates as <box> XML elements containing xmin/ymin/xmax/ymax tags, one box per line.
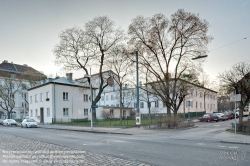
<box><xmin>0</xmin><ymin>119</ymin><xmax>249</xmax><ymax>166</ymax></box>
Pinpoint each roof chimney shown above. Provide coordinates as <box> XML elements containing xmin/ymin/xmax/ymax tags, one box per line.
<box><xmin>66</xmin><ymin>73</ymin><xmax>73</xmax><ymax>80</ymax></box>
<box><xmin>3</xmin><ymin>60</ymin><xmax>8</xmax><ymax>63</ymax></box>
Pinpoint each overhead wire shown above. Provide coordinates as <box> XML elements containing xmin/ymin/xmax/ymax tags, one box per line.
<box><xmin>209</xmin><ymin>36</ymin><xmax>250</xmax><ymax>52</ymax></box>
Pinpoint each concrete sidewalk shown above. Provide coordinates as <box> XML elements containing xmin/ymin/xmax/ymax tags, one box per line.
<box><xmin>36</xmin><ymin>124</ymin><xmax>160</xmax><ymax>135</ymax></box>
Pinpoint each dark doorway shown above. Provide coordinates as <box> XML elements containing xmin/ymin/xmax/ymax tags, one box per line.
<box><xmin>40</xmin><ymin>108</ymin><xmax>44</xmax><ymax>123</ymax></box>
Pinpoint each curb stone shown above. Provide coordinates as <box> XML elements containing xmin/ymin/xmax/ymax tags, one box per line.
<box><xmin>36</xmin><ymin>126</ymin><xmax>133</xmax><ymax>135</ymax></box>
<box><xmin>220</xmin><ymin>141</ymin><xmax>250</xmax><ymax>145</ymax></box>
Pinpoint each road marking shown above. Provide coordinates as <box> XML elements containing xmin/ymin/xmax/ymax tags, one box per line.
<box><xmin>218</xmin><ymin>145</ymin><xmax>226</xmax><ymax>148</ymax></box>
<box><xmin>197</xmin><ymin>143</ymin><xmax>206</xmax><ymax>146</ymax></box>
<box><xmin>228</xmin><ymin>146</ymin><xmax>238</xmax><ymax>149</ymax></box>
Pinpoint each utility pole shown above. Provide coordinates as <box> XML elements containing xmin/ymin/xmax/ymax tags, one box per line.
<box><xmin>136</xmin><ymin>51</ymin><xmax>140</xmax><ymax>126</ymax></box>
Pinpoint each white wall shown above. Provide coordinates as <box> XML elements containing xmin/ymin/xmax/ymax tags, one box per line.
<box><xmin>29</xmin><ymin>83</ymin><xmax>92</xmax><ymax>123</ymax></box>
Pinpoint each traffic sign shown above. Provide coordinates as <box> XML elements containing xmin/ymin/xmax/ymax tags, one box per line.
<box><xmin>91</xmin><ymin>105</ymin><xmax>98</xmax><ymax>108</ymax></box>
<box><xmin>230</xmin><ymin>94</ymin><xmax>241</xmax><ymax>102</ymax></box>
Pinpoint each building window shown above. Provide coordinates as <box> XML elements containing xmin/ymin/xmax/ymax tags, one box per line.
<box><xmin>196</xmin><ymin>102</ymin><xmax>197</xmax><ymax>108</ymax></box>
<box><xmin>83</xmin><ymin>94</ymin><xmax>88</xmax><ymax>102</ymax></box>
<box><xmin>40</xmin><ymin>93</ymin><xmax>43</xmax><ymax>102</ymax></box>
<box><xmin>200</xmin><ymin>92</ymin><xmax>202</xmax><ymax>98</ymax></box>
<box><xmin>155</xmin><ymin>100</ymin><xmax>159</xmax><ymax>108</ymax></box>
<box><xmin>84</xmin><ymin>109</ymin><xmax>88</xmax><ymax>115</ymax></box>
<box><xmin>110</xmin><ymin>109</ymin><xmax>114</xmax><ymax>117</ymax></box>
<box><xmin>63</xmin><ymin>108</ymin><xmax>69</xmax><ymax>116</ymax></box>
<box><xmin>200</xmin><ymin>102</ymin><xmax>202</xmax><ymax>108</ymax></box>
<box><xmin>111</xmin><ymin>95</ymin><xmax>114</xmax><ymax>100</ymax></box>
<box><xmin>101</xmin><ymin>96</ymin><xmax>104</xmax><ymax>101</ymax></box>
<box><xmin>47</xmin><ymin>108</ymin><xmax>50</xmax><ymax>117</ymax></box>
<box><xmin>116</xmin><ymin>104</ymin><xmax>119</xmax><ymax>107</ymax></box>
<box><xmin>35</xmin><ymin>109</ymin><xmax>38</xmax><ymax>117</ymax></box>
<box><xmin>106</xmin><ymin>95</ymin><xmax>109</xmax><ymax>101</ymax></box>
<box><xmin>63</xmin><ymin>92</ymin><xmax>68</xmax><ymax>100</ymax></box>
<box><xmin>30</xmin><ymin>110</ymin><xmax>33</xmax><ymax>117</ymax></box>
<box><xmin>46</xmin><ymin>92</ymin><xmax>49</xmax><ymax>98</ymax></box>
<box><xmin>30</xmin><ymin>96</ymin><xmax>32</xmax><ymax>104</ymax></box>
<box><xmin>140</xmin><ymin>102</ymin><xmax>144</xmax><ymax>108</ymax></box>
<box><xmin>35</xmin><ymin>94</ymin><xmax>37</xmax><ymax>103</ymax></box>
<box><xmin>134</xmin><ymin>103</ymin><xmax>137</xmax><ymax>108</ymax></box>
<box><xmin>196</xmin><ymin>91</ymin><xmax>197</xmax><ymax>97</ymax></box>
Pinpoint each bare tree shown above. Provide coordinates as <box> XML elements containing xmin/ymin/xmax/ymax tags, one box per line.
<box><xmin>128</xmin><ymin>9</ymin><xmax>212</xmax><ymax>119</ymax></box>
<box><xmin>106</xmin><ymin>44</ymin><xmax>134</xmax><ymax>124</ymax></box>
<box><xmin>54</xmin><ymin>16</ymin><xmax>124</xmax><ymax>122</ymax></box>
<box><xmin>0</xmin><ymin>77</ymin><xmax>23</xmax><ymax>118</ymax></box>
<box><xmin>219</xmin><ymin>61</ymin><xmax>250</xmax><ymax>127</ymax></box>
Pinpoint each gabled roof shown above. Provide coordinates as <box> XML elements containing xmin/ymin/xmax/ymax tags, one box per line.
<box><xmin>146</xmin><ymin>78</ymin><xmax>217</xmax><ymax>93</ymax></box>
<box><xmin>0</xmin><ymin>61</ymin><xmax>42</xmax><ymax>74</ymax></box>
<box><xmin>28</xmin><ymin>77</ymin><xmax>97</xmax><ymax>91</ymax></box>
<box><xmin>76</xmin><ymin>70</ymin><xmax>117</xmax><ymax>80</ymax></box>
<box><xmin>0</xmin><ymin>60</ymin><xmax>46</xmax><ymax>80</ymax></box>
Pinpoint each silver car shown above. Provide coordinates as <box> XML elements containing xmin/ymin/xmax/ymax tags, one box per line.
<box><xmin>3</xmin><ymin>119</ymin><xmax>18</xmax><ymax>126</ymax></box>
<box><xmin>21</xmin><ymin>119</ymin><xmax>38</xmax><ymax>128</ymax></box>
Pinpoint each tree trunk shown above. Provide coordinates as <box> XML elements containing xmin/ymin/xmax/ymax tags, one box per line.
<box><xmin>174</xmin><ymin>110</ymin><xmax>177</xmax><ymax>120</ymax></box>
<box><xmin>92</xmin><ymin>108</ymin><xmax>96</xmax><ymax>123</ymax></box>
<box><xmin>204</xmin><ymin>95</ymin><xmax>206</xmax><ymax>113</ymax></box>
<box><xmin>147</xmin><ymin>102</ymin><xmax>152</xmax><ymax>123</ymax></box>
<box><xmin>238</xmin><ymin>108</ymin><xmax>243</xmax><ymax>129</ymax></box>
<box><xmin>8</xmin><ymin>111</ymin><xmax>11</xmax><ymax>119</ymax></box>
<box><xmin>119</xmin><ymin>85</ymin><xmax>123</xmax><ymax>125</ymax></box>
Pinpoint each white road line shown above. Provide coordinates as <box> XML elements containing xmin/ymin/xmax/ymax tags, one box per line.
<box><xmin>218</xmin><ymin>145</ymin><xmax>226</xmax><ymax>148</ymax></box>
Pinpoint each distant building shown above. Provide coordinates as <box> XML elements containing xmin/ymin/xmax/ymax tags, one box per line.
<box><xmin>0</xmin><ymin>60</ymin><xmax>46</xmax><ymax>119</ymax></box>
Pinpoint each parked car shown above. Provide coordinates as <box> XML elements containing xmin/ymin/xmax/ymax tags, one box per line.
<box><xmin>228</xmin><ymin>111</ymin><xmax>239</xmax><ymax>118</ymax></box>
<box><xmin>199</xmin><ymin>114</ymin><xmax>219</xmax><ymax>122</ymax></box>
<box><xmin>3</xmin><ymin>119</ymin><xmax>18</xmax><ymax>126</ymax></box>
<box><xmin>21</xmin><ymin>119</ymin><xmax>38</xmax><ymax>128</ymax></box>
<box><xmin>0</xmin><ymin>119</ymin><xmax>4</xmax><ymax>125</ymax></box>
<box><xmin>243</xmin><ymin>109</ymin><xmax>250</xmax><ymax>117</ymax></box>
<box><xmin>215</xmin><ymin>113</ymin><xmax>228</xmax><ymax>121</ymax></box>
<box><xmin>223</xmin><ymin>112</ymin><xmax>233</xmax><ymax>119</ymax></box>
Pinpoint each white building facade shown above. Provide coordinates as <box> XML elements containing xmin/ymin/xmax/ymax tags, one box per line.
<box><xmin>28</xmin><ymin>75</ymin><xmax>92</xmax><ymax>123</ymax></box>
<box><xmin>98</xmin><ymin>86</ymin><xmax>217</xmax><ymax>116</ymax></box>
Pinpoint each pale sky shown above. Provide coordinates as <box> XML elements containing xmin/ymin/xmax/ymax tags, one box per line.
<box><xmin>0</xmin><ymin>0</ymin><xmax>249</xmax><ymax>82</ymax></box>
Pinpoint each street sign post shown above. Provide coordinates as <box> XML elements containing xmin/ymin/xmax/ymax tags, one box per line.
<box><xmin>230</xmin><ymin>94</ymin><xmax>241</xmax><ymax>134</ymax></box>
<box><xmin>230</xmin><ymin>94</ymin><xmax>241</xmax><ymax>102</ymax></box>
<box><xmin>91</xmin><ymin>105</ymin><xmax>98</xmax><ymax>109</ymax></box>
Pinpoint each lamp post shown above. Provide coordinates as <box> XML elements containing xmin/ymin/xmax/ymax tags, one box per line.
<box><xmin>192</xmin><ymin>55</ymin><xmax>208</xmax><ymax>60</ymax></box>
<box><xmin>84</xmin><ymin>68</ymin><xmax>93</xmax><ymax>131</ymax></box>
<box><xmin>136</xmin><ymin>51</ymin><xmax>140</xmax><ymax>126</ymax></box>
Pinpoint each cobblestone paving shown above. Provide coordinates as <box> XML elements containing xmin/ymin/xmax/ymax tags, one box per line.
<box><xmin>0</xmin><ymin>133</ymin><xmax>150</xmax><ymax>166</ymax></box>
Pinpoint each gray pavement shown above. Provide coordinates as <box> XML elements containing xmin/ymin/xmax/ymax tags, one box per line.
<box><xmin>0</xmin><ymin>133</ymin><xmax>150</xmax><ymax>166</ymax></box>
<box><xmin>34</xmin><ymin>120</ymin><xmax>250</xmax><ymax>145</ymax></box>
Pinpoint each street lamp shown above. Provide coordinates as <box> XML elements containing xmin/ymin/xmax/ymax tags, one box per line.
<box><xmin>192</xmin><ymin>55</ymin><xmax>208</xmax><ymax>60</ymax></box>
<box><xmin>84</xmin><ymin>68</ymin><xmax>93</xmax><ymax>131</ymax></box>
